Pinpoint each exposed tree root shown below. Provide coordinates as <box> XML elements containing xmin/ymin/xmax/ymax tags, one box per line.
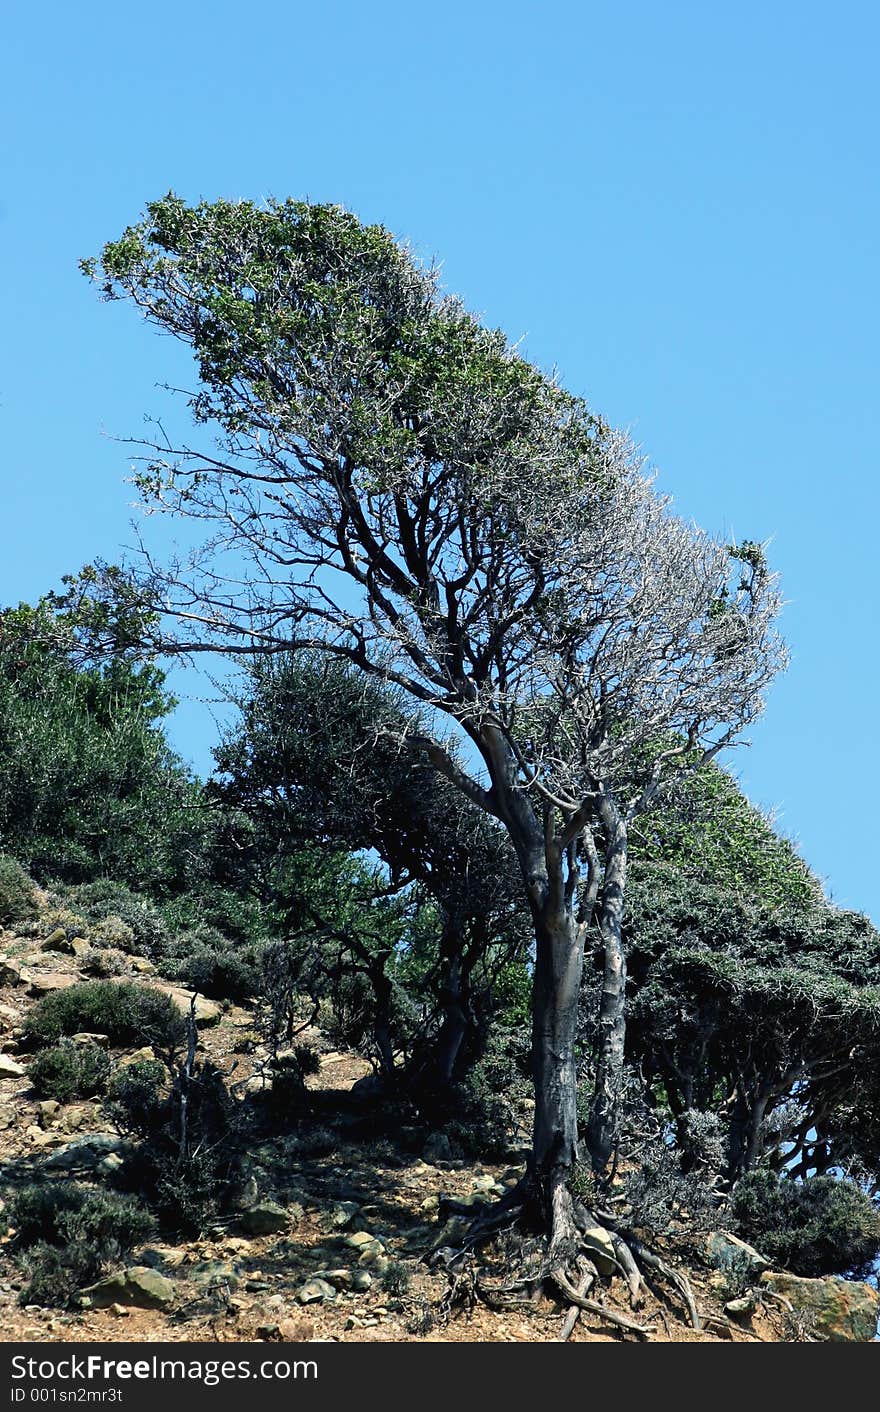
<box><xmin>428</xmin><ymin>1171</ymin><xmax>701</xmax><ymax>1342</ymax></box>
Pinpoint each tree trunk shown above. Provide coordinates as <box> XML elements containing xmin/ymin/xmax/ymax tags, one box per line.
<box><xmin>531</xmin><ymin>903</ymin><xmax>585</xmax><ymax>1192</ymax></box>
<box><xmin>586</xmin><ymin>802</ymin><xmax>628</xmax><ymax>1172</ymax></box>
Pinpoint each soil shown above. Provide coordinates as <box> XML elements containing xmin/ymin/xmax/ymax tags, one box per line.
<box><xmin>0</xmin><ymin>925</ymin><xmax>785</xmax><ymax>1345</ymax></box>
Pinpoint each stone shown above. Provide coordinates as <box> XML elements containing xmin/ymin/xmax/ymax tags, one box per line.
<box><xmin>81</xmin><ymin>1267</ymin><xmax>175</xmax><ymax>1311</ymax></box>
<box><xmin>759</xmin><ymin>1271</ymin><xmax>880</xmax><ymax>1342</ymax></box>
<box><xmin>0</xmin><ymin>1054</ymin><xmax>25</xmax><ymax>1079</ymax></box>
<box><xmin>419</xmin><ymin>1195</ymin><xmax>439</xmax><ymax>1214</ymax></box>
<box><xmin>117</xmin><ymin>1047</ymin><xmax>155</xmax><ymax>1068</ymax></box>
<box><xmin>706</xmin><ymin>1231</ymin><xmax>770</xmax><ymax>1274</ymax></box>
<box><xmin>130</xmin><ymin>958</ymin><xmax>154</xmax><ymax>974</ymax></box>
<box><xmin>345</xmin><ymin>1230</ymin><xmax>382</xmax><ymax>1250</ymax></box>
<box><xmin>239</xmin><ymin>1201</ymin><xmax>290</xmax><ymax>1236</ymax></box>
<box><xmin>278</xmin><ymin>1318</ymin><xmax>314</xmax><ymax>1341</ymax></box>
<box><xmin>41</xmin><ymin>929</ymin><xmax>73</xmax><ymax>954</ymax></box>
<box><xmin>154</xmin><ymin>983</ymin><xmax>222</xmax><ymax>1026</ymax></box>
<box><xmin>296</xmin><ymin>1278</ymin><xmax>336</xmax><ymax>1305</ymax></box>
<box><xmin>327</xmin><ymin>1201</ymin><xmax>360</xmax><ymax>1229</ymax></box>
<box><xmin>44</xmin><ymin>1133</ymin><xmax>126</xmax><ymax>1170</ymax></box>
<box><xmin>0</xmin><ymin>1105</ymin><xmax>16</xmax><ymax>1129</ymax></box>
<box><xmin>724</xmin><ymin>1295</ymin><xmax>757</xmax><ymax>1319</ymax></box>
<box><xmin>139</xmin><ymin>1246</ymin><xmax>188</xmax><ymax>1271</ymax></box>
<box><xmin>580</xmin><ymin>1226</ymin><xmax>619</xmax><ymax>1278</ymax></box>
<box><xmin>27</xmin><ymin>972</ymin><xmax>76</xmax><ymax>996</ymax></box>
<box><xmin>71</xmin><ymin>1032</ymin><xmax>110</xmax><ymax>1047</ymax></box>
<box><xmin>350</xmin><ymin>1270</ymin><xmax>372</xmax><ymax>1292</ymax></box>
<box><xmin>70</xmin><ymin>939</ymin><xmax>91</xmax><ymax>959</ymax></box>
<box><xmin>38</xmin><ymin>1100</ymin><xmax>60</xmax><ymax>1126</ymax></box>
<box><xmin>313</xmin><ymin>1268</ymin><xmax>352</xmax><ymax>1291</ymax></box>
<box><xmin>422</xmin><ymin>1131</ymin><xmax>453</xmax><ymax>1163</ymax></box>
<box><xmin>190</xmin><ymin>1260</ymin><xmax>241</xmax><ymax>1290</ymax></box>
<box><xmin>0</xmin><ymin>959</ymin><xmax>23</xmax><ymax>987</ymax></box>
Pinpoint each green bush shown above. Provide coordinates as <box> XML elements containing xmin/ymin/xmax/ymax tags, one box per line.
<box><xmin>7</xmin><ymin>1182</ymin><xmax>154</xmax><ymax>1307</ymax></box>
<box><xmin>732</xmin><ymin>1169</ymin><xmax>880</xmax><ymax>1278</ymax></box>
<box><xmin>0</xmin><ymin>855</ymin><xmax>38</xmax><ymax>928</ymax></box>
<box><xmin>157</xmin><ymin>926</ymin><xmax>261</xmax><ymax>1002</ymax></box>
<box><xmin>23</xmin><ymin>981</ymin><xmax>186</xmax><ymax>1053</ymax></box>
<box><xmin>68</xmin><ymin>881</ymin><xmax>170</xmax><ymax>957</ymax></box>
<box><xmin>28</xmin><ymin>1040</ymin><xmax>112</xmax><ymax>1103</ymax></box>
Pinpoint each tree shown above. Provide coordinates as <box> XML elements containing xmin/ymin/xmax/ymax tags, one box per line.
<box><xmin>0</xmin><ymin>590</ymin><xmax>206</xmax><ymax>892</ymax></box>
<box><xmin>214</xmin><ymin>652</ymin><xmax>528</xmax><ymax>1093</ymax></box>
<box><xmin>85</xmin><ymin>195</ymin><xmax>785</xmax><ymax>1309</ymax></box>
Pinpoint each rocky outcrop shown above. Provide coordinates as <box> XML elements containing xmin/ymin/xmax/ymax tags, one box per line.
<box><xmin>760</xmin><ymin>1270</ymin><xmax>880</xmax><ymax>1342</ymax></box>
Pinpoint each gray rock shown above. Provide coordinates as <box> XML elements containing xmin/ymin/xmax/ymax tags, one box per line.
<box><xmin>422</xmin><ymin>1131</ymin><xmax>453</xmax><ymax>1163</ymax></box>
<box><xmin>239</xmin><ymin>1201</ymin><xmax>290</xmax><ymax>1235</ymax></box>
<box><xmin>327</xmin><ymin>1201</ymin><xmax>360</xmax><ymax>1230</ymax></box>
<box><xmin>0</xmin><ymin>1054</ymin><xmax>25</xmax><ymax>1078</ymax></box>
<box><xmin>81</xmin><ymin>1266</ymin><xmax>175</xmax><ymax>1311</ymax></box>
<box><xmin>296</xmin><ymin>1278</ymin><xmax>337</xmax><ymax>1305</ymax></box>
<box><xmin>706</xmin><ymin>1231</ymin><xmax>769</xmax><ymax>1274</ymax></box>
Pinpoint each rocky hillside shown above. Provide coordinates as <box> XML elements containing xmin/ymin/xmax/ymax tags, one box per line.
<box><xmin>1</xmin><ymin>897</ymin><xmax>878</xmax><ymax>1344</ymax></box>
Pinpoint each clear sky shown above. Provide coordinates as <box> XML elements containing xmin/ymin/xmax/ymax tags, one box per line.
<box><xmin>2</xmin><ymin>2</ymin><xmax>877</xmax><ymax>916</ymax></box>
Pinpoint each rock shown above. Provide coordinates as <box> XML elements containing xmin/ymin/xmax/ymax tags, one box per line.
<box><xmin>117</xmin><ymin>1047</ymin><xmax>155</xmax><ymax>1068</ymax></box>
<box><xmin>419</xmin><ymin>1194</ymin><xmax>440</xmax><ymax>1214</ymax></box>
<box><xmin>41</xmin><ymin>929</ymin><xmax>73</xmax><ymax>954</ymax></box>
<box><xmin>313</xmin><ymin>1268</ymin><xmax>352</xmax><ymax>1291</ymax></box>
<box><xmin>81</xmin><ymin>1267</ymin><xmax>175</xmax><ymax>1311</ymax></box>
<box><xmin>278</xmin><ymin>1318</ymin><xmax>314</xmax><ymax>1341</ymax></box>
<box><xmin>155</xmin><ymin>983</ymin><xmax>222</xmax><ymax>1026</ymax></box>
<box><xmin>350</xmin><ymin>1270</ymin><xmax>372</xmax><ymax>1292</ymax></box>
<box><xmin>0</xmin><ymin>1054</ymin><xmax>25</xmax><ymax>1078</ymax></box>
<box><xmin>70</xmin><ymin>939</ymin><xmax>91</xmax><ymax>960</ymax></box>
<box><xmin>71</xmin><ymin>1032</ymin><xmax>110</xmax><ymax>1047</ymax></box>
<box><xmin>140</xmin><ymin>1246</ymin><xmax>188</xmax><ymax>1271</ymax></box>
<box><xmin>0</xmin><ymin>1104</ymin><xmax>16</xmax><ymax>1129</ymax></box>
<box><xmin>44</xmin><ymin>1133</ymin><xmax>126</xmax><ymax>1170</ymax></box>
<box><xmin>38</xmin><ymin>1100</ymin><xmax>60</xmax><ymax>1127</ymax></box>
<box><xmin>0</xmin><ymin>959</ymin><xmax>23</xmax><ymax>987</ymax></box>
<box><xmin>327</xmin><ymin>1201</ymin><xmax>360</xmax><ymax>1230</ymax></box>
<box><xmin>296</xmin><ymin>1278</ymin><xmax>336</xmax><ymax>1305</ymax></box>
<box><xmin>27</xmin><ymin>972</ymin><xmax>76</xmax><ymax>996</ymax></box>
<box><xmin>581</xmin><ymin>1227</ymin><xmax>620</xmax><ymax>1278</ymax></box>
<box><xmin>724</xmin><ymin>1295</ymin><xmax>757</xmax><ymax>1320</ymax></box>
<box><xmin>239</xmin><ymin>1202</ymin><xmax>290</xmax><ymax>1236</ymax></box>
<box><xmin>345</xmin><ymin>1230</ymin><xmax>383</xmax><ymax>1250</ymax></box>
<box><xmin>422</xmin><ymin>1131</ymin><xmax>453</xmax><ymax>1163</ymax></box>
<box><xmin>759</xmin><ymin>1271</ymin><xmax>880</xmax><ymax>1342</ymax></box>
<box><xmin>130</xmin><ymin>958</ymin><xmax>154</xmax><ymax>974</ymax></box>
<box><xmin>190</xmin><ymin>1260</ymin><xmax>240</xmax><ymax>1289</ymax></box>
<box><xmin>59</xmin><ymin>1104</ymin><xmax>98</xmax><ymax>1133</ymax></box>
<box><xmin>706</xmin><ymin>1231</ymin><xmax>770</xmax><ymax>1275</ymax></box>
<box><xmin>471</xmin><ymin>1173</ymin><xmax>498</xmax><ymax>1193</ymax></box>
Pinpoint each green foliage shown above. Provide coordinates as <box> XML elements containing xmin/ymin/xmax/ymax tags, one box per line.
<box><xmin>8</xmin><ymin>1183</ymin><xmax>154</xmax><ymax>1307</ymax></box>
<box><xmin>28</xmin><ymin>1040</ymin><xmax>112</xmax><ymax>1103</ymax></box>
<box><xmin>732</xmin><ymin>1170</ymin><xmax>880</xmax><ymax>1278</ymax></box>
<box><xmin>631</xmin><ymin>760</ymin><xmax>822</xmax><ymax>913</ymax></box>
<box><xmin>67</xmin><ymin>880</ymin><xmax>170</xmax><ymax>956</ymax></box>
<box><xmin>381</xmin><ymin>1260</ymin><xmax>411</xmax><ymax>1296</ymax></box>
<box><xmin>0</xmin><ymin>854</ymin><xmax>38</xmax><ymax>927</ymax></box>
<box><xmin>156</xmin><ymin>925</ymin><xmax>261</xmax><ymax>1002</ymax></box>
<box><xmin>23</xmin><ymin>981</ymin><xmax>186</xmax><ymax>1053</ymax></box>
<box><xmin>0</xmin><ymin>594</ymin><xmax>208</xmax><ymax>893</ymax></box>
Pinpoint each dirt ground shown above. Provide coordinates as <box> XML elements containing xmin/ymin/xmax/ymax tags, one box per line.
<box><xmin>0</xmin><ymin>929</ymin><xmax>785</xmax><ymax>1345</ymax></box>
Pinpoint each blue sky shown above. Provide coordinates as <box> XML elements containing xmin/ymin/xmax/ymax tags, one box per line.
<box><xmin>2</xmin><ymin>2</ymin><xmax>877</xmax><ymax>916</ymax></box>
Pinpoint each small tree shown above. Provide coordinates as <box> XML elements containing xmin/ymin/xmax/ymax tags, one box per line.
<box><xmin>85</xmin><ymin>196</ymin><xmax>785</xmax><ymax>1308</ymax></box>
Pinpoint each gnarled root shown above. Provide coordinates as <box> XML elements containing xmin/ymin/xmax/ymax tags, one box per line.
<box><xmin>428</xmin><ymin>1170</ymin><xmax>698</xmax><ymax>1342</ymax></box>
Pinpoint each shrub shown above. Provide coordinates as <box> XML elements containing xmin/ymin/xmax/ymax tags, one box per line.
<box><xmin>7</xmin><ymin>1183</ymin><xmax>154</xmax><ymax>1307</ymax></box>
<box><xmin>732</xmin><ymin>1169</ymin><xmax>880</xmax><ymax>1277</ymax></box>
<box><xmin>0</xmin><ymin>855</ymin><xmax>38</xmax><ymax>928</ymax></box>
<box><xmin>110</xmin><ymin>1058</ymin><xmax>238</xmax><ymax>1235</ymax></box>
<box><xmin>157</xmin><ymin>926</ymin><xmax>261</xmax><ymax>1003</ymax></box>
<box><xmin>79</xmin><ymin>947</ymin><xmax>127</xmax><ymax>978</ymax></box>
<box><xmin>68</xmin><ymin>881</ymin><xmax>169</xmax><ymax>956</ymax></box>
<box><xmin>23</xmin><ymin>981</ymin><xmax>186</xmax><ymax>1053</ymax></box>
<box><xmin>28</xmin><ymin>1040</ymin><xmax>112</xmax><ymax>1103</ymax></box>
<box><xmin>381</xmin><ymin>1260</ymin><xmax>411</xmax><ymax>1296</ymax></box>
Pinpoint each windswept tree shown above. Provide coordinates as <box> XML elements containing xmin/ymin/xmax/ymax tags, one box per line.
<box><xmin>84</xmin><ymin>196</ymin><xmax>785</xmax><ymax>1317</ymax></box>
